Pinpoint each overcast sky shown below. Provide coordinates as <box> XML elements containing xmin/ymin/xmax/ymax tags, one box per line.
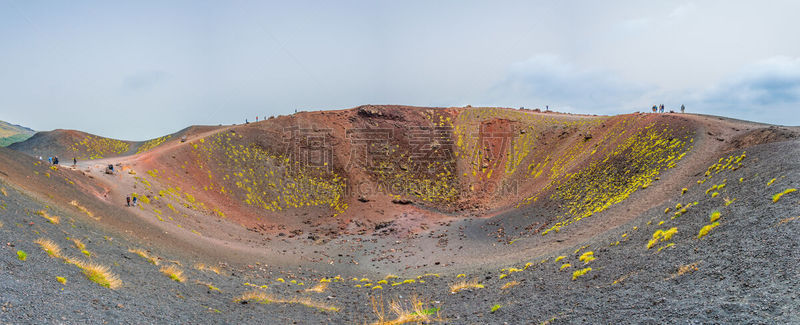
<box><xmin>1</xmin><ymin>1</ymin><xmax>799</xmax><ymax>140</ymax></box>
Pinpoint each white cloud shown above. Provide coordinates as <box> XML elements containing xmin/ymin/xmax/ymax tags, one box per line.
<box><xmin>694</xmin><ymin>56</ymin><xmax>800</xmax><ymax>125</ymax></box>
<box><xmin>620</xmin><ymin>17</ymin><xmax>651</xmax><ymax>32</ymax></box>
<box><xmin>122</xmin><ymin>70</ymin><xmax>170</xmax><ymax>91</ymax></box>
<box><xmin>669</xmin><ymin>3</ymin><xmax>696</xmax><ymax>20</ymax></box>
<box><xmin>484</xmin><ymin>55</ymin><xmax>650</xmax><ymax>113</ymax></box>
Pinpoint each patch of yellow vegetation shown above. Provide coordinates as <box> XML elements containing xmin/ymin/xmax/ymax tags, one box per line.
<box><xmin>136</xmin><ymin>135</ymin><xmax>171</xmax><ymax>154</ymax></box>
<box><xmin>572</xmin><ymin>267</ymin><xmax>592</xmax><ymax>280</ymax></box>
<box><xmin>578</xmin><ymin>251</ymin><xmax>595</xmax><ymax>264</ymax></box>
<box><xmin>710</xmin><ymin>211</ymin><xmax>721</xmax><ymax>222</ymax></box>
<box><xmin>647</xmin><ymin>227</ymin><xmax>678</xmax><ymax>249</ymax></box>
<box><xmin>70</xmin><ymin>135</ymin><xmax>129</xmax><ymax>160</ymax></box>
<box><xmin>697</xmin><ymin>222</ymin><xmax>720</xmax><ymax>239</ymax></box>
<box><xmin>194</xmin><ymin>132</ymin><xmax>349</xmax><ymax>216</ymax></box>
<box><xmin>541</xmin><ymin>123</ymin><xmax>693</xmax><ymax>234</ymax></box>
<box><xmin>772</xmin><ymin>188</ymin><xmax>797</xmax><ymax>203</ymax></box>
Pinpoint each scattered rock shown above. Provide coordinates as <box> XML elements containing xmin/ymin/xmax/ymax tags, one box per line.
<box><xmin>392</xmin><ymin>198</ymin><xmax>412</xmax><ymax>205</ymax></box>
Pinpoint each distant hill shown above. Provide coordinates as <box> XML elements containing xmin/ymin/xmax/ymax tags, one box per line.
<box><xmin>7</xmin><ymin>125</ymin><xmax>222</xmax><ymax>161</ymax></box>
<box><xmin>0</xmin><ymin>120</ymin><xmax>35</xmax><ymax>146</ymax></box>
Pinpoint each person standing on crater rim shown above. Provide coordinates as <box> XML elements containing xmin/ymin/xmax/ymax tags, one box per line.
<box><xmin>681</xmin><ymin>104</ymin><xmax>685</xmax><ymax>113</ymax></box>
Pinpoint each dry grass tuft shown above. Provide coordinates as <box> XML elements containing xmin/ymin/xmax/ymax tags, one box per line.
<box><xmin>777</xmin><ymin>216</ymin><xmax>799</xmax><ymax>226</ymax></box>
<box><xmin>80</xmin><ymin>262</ymin><xmax>122</xmax><ymax>289</ymax></box>
<box><xmin>129</xmin><ymin>248</ymin><xmax>159</xmax><ymax>265</ymax></box>
<box><xmin>611</xmin><ymin>271</ymin><xmax>637</xmax><ymax>285</ymax></box>
<box><xmin>196</xmin><ymin>280</ymin><xmax>221</xmax><ymax>292</ymax></box>
<box><xmin>38</xmin><ymin>248</ymin><xmax>121</xmax><ymax>289</ymax></box>
<box><xmin>69</xmin><ymin>200</ymin><xmax>98</xmax><ymax>220</ymax></box>
<box><xmin>667</xmin><ymin>261</ymin><xmax>700</xmax><ymax>280</ymax></box>
<box><xmin>66</xmin><ymin>258</ymin><xmax>122</xmax><ymax>289</ymax></box>
<box><xmin>34</xmin><ymin>238</ymin><xmax>62</xmax><ymax>258</ymax></box>
<box><xmin>71</xmin><ymin>238</ymin><xmax>92</xmax><ymax>257</ymax></box>
<box><xmin>194</xmin><ymin>263</ymin><xmax>221</xmax><ymax>274</ymax></box>
<box><xmin>500</xmin><ymin>281</ymin><xmax>520</xmax><ymax>290</ymax></box>
<box><xmin>36</xmin><ymin>210</ymin><xmax>59</xmax><ymax>224</ymax></box>
<box><xmin>234</xmin><ymin>291</ymin><xmax>339</xmax><ymax>312</ymax></box>
<box><xmin>235</xmin><ymin>290</ymin><xmax>271</xmax><ymax>303</ymax></box>
<box><xmin>71</xmin><ymin>238</ymin><xmax>86</xmax><ymax>250</ymax></box>
<box><xmin>304</xmin><ymin>282</ymin><xmax>328</xmax><ymax>293</ymax></box>
<box><xmin>160</xmin><ymin>265</ymin><xmax>186</xmax><ymax>282</ymax></box>
<box><xmin>449</xmin><ymin>279</ymin><xmax>484</xmax><ymax>293</ymax></box>
<box><xmin>370</xmin><ymin>294</ymin><xmax>441</xmax><ymax>325</ymax></box>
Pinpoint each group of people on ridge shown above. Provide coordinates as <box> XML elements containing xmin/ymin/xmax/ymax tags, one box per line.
<box><xmin>651</xmin><ymin>104</ymin><xmax>686</xmax><ymax>113</ymax></box>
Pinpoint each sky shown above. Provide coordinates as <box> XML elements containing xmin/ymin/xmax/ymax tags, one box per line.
<box><xmin>1</xmin><ymin>1</ymin><xmax>799</xmax><ymax>140</ymax></box>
